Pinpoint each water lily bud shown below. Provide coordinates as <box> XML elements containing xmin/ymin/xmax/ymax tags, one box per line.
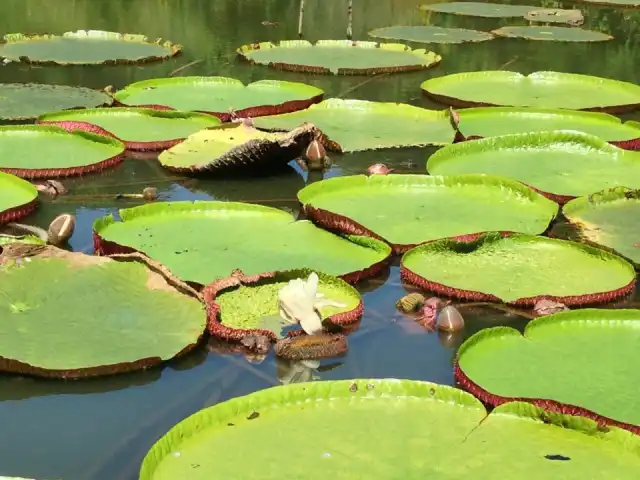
<box><xmin>303</xmin><ymin>139</ymin><xmax>328</xmax><ymax>171</ymax></box>
<box><xmin>142</xmin><ymin>187</ymin><xmax>158</xmax><ymax>201</ymax></box>
<box><xmin>47</xmin><ymin>213</ymin><xmax>75</xmax><ymax>246</ymax></box>
<box><xmin>437</xmin><ymin>305</ymin><xmax>465</xmax><ymax>332</ymax></box>
<box><xmin>533</xmin><ymin>299</ymin><xmax>569</xmax><ymax>317</ymax></box>
<box><xmin>367</xmin><ymin>163</ymin><xmax>393</xmax><ymax>176</ymax></box>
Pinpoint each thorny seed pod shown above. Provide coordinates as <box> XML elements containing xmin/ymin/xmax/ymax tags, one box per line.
<box><xmin>142</xmin><ymin>187</ymin><xmax>158</xmax><ymax>202</ymax></box>
<box><xmin>436</xmin><ymin>305</ymin><xmax>465</xmax><ymax>332</ymax></box>
<box><xmin>366</xmin><ymin>163</ymin><xmax>393</xmax><ymax>176</ymax></box>
<box><xmin>274</xmin><ymin>334</ymin><xmax>347</xmax><ymax>361</ymax></box>
<box><xmin>303</xmin><ymin>139</ymin><xmax>328</xmax><ymax>171</ymax></box>
<box><xmin>533</xmin><ymin>299</ymin><xmax>569</xmax><ymax>317</ymax></box>
<box><xmin>47</xmin><ymin>213</ymin><xmax>75</xmax><ymax>246</ymax></box>
<box><xmin>33</xmin><ymin>179</ymin><xmax>68</xmax><ymax>197</ymax></box>
<box><xmin>395</xmin><ymin>292</ymin><xmax>426</xmax><ymax>313</ymax></box>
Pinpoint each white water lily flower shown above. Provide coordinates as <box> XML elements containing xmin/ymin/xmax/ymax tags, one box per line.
<box><xmin>278</xmin><ymin>272</ymin><xmax>346</xmax><ymax>335</ymax></box>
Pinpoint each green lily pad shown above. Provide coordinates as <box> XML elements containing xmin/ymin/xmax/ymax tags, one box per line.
<box><xmin>93</xmin><ymin>201</ymin><xmax>392</xmax><ymax>285</ymax></box>
<box><xmin>563</xmin><ymin>187</ymin><xmax>640</xmax><ymax>266</ymax></box>
<box><xmin>139</xmin><ymin>379</ymin><xmax>640</xmax><ymax>479</ymax></box>
<box><xmin>524</xmin><ymin>8</ymin><xmax>584</xmax><ymax>25</ymax></box>
<box><xmin>112</xmin><ymin>77</ymin><xmax>324</xmax><ymax>120</ymax></box>
<box><xmin>237</xmin><ymin>40</ymin><xmax>441</xmax><ymax>75</ymax></box>
<box><xmin>401</xmin><ymin>233</ymin><xmax>636</xmax><ymax>304</ymax></box>
<box><xmin>427</xmin><ymin>131</ymin><xmax>640</xmax><ymax>202</ymax></box>
<box><xmin>38</xmin><ymin>108</ymin><xmax>220</xmax><ymax>151</ymax></box>
<box><xmin>0</xmin><ymin>247</ymin><xmax>205</xmax><ymax>378</ymax></box>
<box><xmin>298</xmin><ymin>174</ymin><xmax>558</xmax><ymax>252</ymax></box>
<box><xmin>576</xmin><ymin>0</ymin><xmax>640</xmax><ymax>6</ymax></box>
<box><xmin>455</xmin><ymin>107</ymin><xmax>640</xmax><ymax>147</ymax></box>
<box><xmin>0</xmin><ymin>83</ymin><xmax>112</xmax><ymax>121</ymax></box>
<box><xmin>420</xmin><ymin>2</ymin><xmax>536</xmax><ymax>18</ymax></box>
<box><xmin>491</xmin><ymin>26</ymin><xmax>613</xmax><ymax>42</ymax></box>
<box><xmin>456</xmin><ymin>309</ymin><xmax>640</xmax><ymax>433</ymax></box>
<box><xmin>0</xmin><ymin>31</ymin><xmax>181</xmax><ymax>65</ymax></box>
<box><xmin>0</xmin><ymin>172</ymin><xmax>38</xmax><ymax>225</ymax></box>
<box><xmin>0</xmin><ymin>125</ymin><xmax>126</xmax><ymax>179</ymax></box>
<box><xmin>421</xmin><ymin>71</ymin><xmax>640</xmax><ymax>113</ymax></box>
<box><xmin>254</xmin><ymin>99</ymin><xmax>454</xmax><ymax>152</ymax></box>
<box><xmin>368</xmin><ymin>25</ymin><xmax>494</xmax><ymax>44</ymax></box>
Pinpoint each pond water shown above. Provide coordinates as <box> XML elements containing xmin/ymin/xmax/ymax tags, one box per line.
<box><xmin>1</xmin><ymin>0</ymin><xmax>639</xmax><ymax>478</ymax></box>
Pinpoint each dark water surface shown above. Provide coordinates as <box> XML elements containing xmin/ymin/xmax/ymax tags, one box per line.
<box><xmin>1</xmin><ymin>0</ymin><xmax>639</xmax><ymax>478</ymax></box>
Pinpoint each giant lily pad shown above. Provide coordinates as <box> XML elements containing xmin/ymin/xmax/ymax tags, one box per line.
<box><xmin>254</xmin><ymin>99</ymin><xmax>454</xmax><ymax>152</ymax></box>
<box><xmin>237</xmin><ymin>40</ymin><xmax>441</xmax><ymax>75</ymax></box>
<box><xmin>421</xmin><ymin>71</ymin><xmax>640</xmax><ymax>113</ymax></box>
<box><xmin>401</xmin><ymin>233</ymin><xmax>636</xmax><ymax>304</ymax></box>
<box><xmin>563</xmin><ymin>187</ymin><xmax>640</xmax><ymax>266</ymax></box>
<box><xmin>93</xmin><ymin>201</ymin><xmax>392</xmax><ymax>285</ymax></box>
<box><xmin>112</xmin><ymin>77</ymin><xmax>324</xmax><ymax>121</ymax></box>
<box><xmin>576</xmin><ymin>0</ymin><xmax>640</xmax><ymax>6</ymax></box>
<box><xmin>0</xmin><ymin>246</ymin><xmax>205</xmax><ymax>378</ymax></box>
<box><xmin>420</xmin><ymin>2</ymin><xmax>536</xmax><ymax>18</ymax></box>
<box><xmin>38</xmin><ymin>108</ymin><xmax>220</xmax><ymax>151</ymax></box>
<box><xmin>455</xmin><ymin>107</ymin><xmax>640</xmax><ymax>150</ymax></box>
<box><xmin>139</xmin><ymin>379</ymin><xmax>640</xmax><ymax>479</ymax></box>
<box><xmin>491</xmin><ymin>26</ymin><xmax>613</xmax><ymax>42</ymax></box>
<box><xmin>204</xmin><ymin>268</ymin><xmax>362</xmax><ymax>341</ymax></box>
<box><xmin>0</xmin><ymin>83</ymin><xmax>112</xmax><ymax>121</ymax></box>
<box><xmin>0</xmin><ymin>31</ymin><xmax>181</xmax><ymax>65</ymax></box>
<box><xmin>158</xmin><ymin>123</ymin><xmax>318</xmax><ymax>174</ymax></box>
<box><xmin>298</xmin><ymin>174</ymin><xmax>558</xmax><ymax>253</ymax></box>
<box><xmin>368</xmin><ymin>25</ymin><xmax>494</xmax><ymax>44</ymax></box>
<box><xmin>456</xmin><ymin>309</ymin><xmax>640</xmax><ymax>433</ymax></box>
<box><xmin>0</xmin><ymin>125</ymin><xmax>126</xmax><ymax>179</ymax></box>
<box><xmin>0</xmin><ymin>172</ymin><xmax>38</xmax><ymax>224</ymax></box>
<box><xmin>524</xmin><ymin>8</ymin><xmax>584</xmax><ymax>25</ymax></box>
<box><xmin>427</xmin><ymin>131</ymin><xmax>640</xmax><ymax>203</ymax></box>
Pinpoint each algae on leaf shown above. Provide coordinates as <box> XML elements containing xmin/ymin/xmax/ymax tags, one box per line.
<box><xmin>368</xmin><ymin>25</ymin><xmax>493</xmax><ymax>44</ymax></box>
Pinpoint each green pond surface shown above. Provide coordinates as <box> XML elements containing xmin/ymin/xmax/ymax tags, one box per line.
<box><xmin>1</xmin><ymin>0</ymin><xmax>639</xmax><ymax>479</ymax></box>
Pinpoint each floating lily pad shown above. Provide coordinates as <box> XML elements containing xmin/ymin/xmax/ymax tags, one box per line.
<box><xmin>576</xmin><ymin>0</ymin><xmax>640</xmax><ymax>6</ymax></box>
<box><xmin>254</xmin><ymin>99</ymin><xmax>454</xmax><ymax>152</ymax></box>
<box><xmin>401</xmin><ymin>233</ymin><xmax>636</xmax><ymax>304</ymax></box>
<box><xmin>420</xmin><ymin>2</ymin><xmax>536</xmax><ymax>18</ymax></box>
<box><xmin>0</xmin><ymin>247</ymin><xmax>205</xmax><ymax>378</ymax></box>
<box><xmin>524</xmin><ymin>8</ymin><xmax>584</xmax><ymax>25</ymax></box>
<box><xmin>0</xmin><ymin>125</ymin><xmax>126</xmax><ymax>179</ymax></box>
<box><xmin>112</xmin><ymin>77</ymin><xmax>324</xmax><ymax>121</ymax></box>
<box><xmin>93</xmin><ymin>201</ymin><xmax>392</xmax><ymax>285</ymax></box>
<box><xmin>427</xmin><ymin>131</ymin><xmax>640</xmax><ymax>203</ymax></box>
<box><xmin>298</xmin><ymin>174</ymin><xmax>558</xmax><ymax>253</ymax></box>
<box><xmin>421</xmin><ymin>71</ymin><xmax>640</xmax><ymax>113</ymax></box>
<box><xmin>38</xmin><ymin>108</ymin><xmax>221</xmax><ymax>151</ymax></box>
<box><xmin>0</xmin><ymin>172</ymin><xmax>39</xmax><ymax>224</ymax></box>
<box><xmin>139</xmin><ymin>379</ymin><xmax>640</xmax><ymax>479</ymax></box>
<box><xmin>0</xmin><ymin>31</ymin><xmax>181</xmax><ymax>65</ymax></box>
<box><xmin>491</xmin><ymin>26</ymin><xmax>612</xmax><ymax>42</ymax></box>
<box><xmin>204</xmin><ymin>269</ymin><xmax>362</xmax><ymax>341</ymax></box>
<box><xmin>237</xmin><ymin>40</ymin><xmax>441</xmax><ymax>75</ymax></box>
<box><xmin>0</xmin><ymin>83</ymin><xmax>113</xmax><ymax>121</ymax></box>
<box><xmin>368</xmin><ymin>25</ymin><xmax>494</xmax><ymax>44</ymax></box>
<box><xmin>456</xmin><ymin>309</ymin><xmax>640</xmax><ymax>433</ymax></box>
<box><xmin>563</xmin><ymin>187</ymin><xmax>640</xmax><ymax>266</ymax></box>
<box><xmin>456</xmin><ymin>107</ymin><xmax>640</xmax><ymax>149</ymax></box>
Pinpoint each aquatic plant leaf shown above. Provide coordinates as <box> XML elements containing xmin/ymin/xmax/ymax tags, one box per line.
<box><xmin>0</xmin><ymin>247</ymin><xmax>205</xmax><ymax>378</ymax></box>
<box><xmin>491</xmin><ymin>26</ymin><xmax>612</xmax><ymax>42</ymax></box>
<box><xmin>112</xmin><ymin>77</ymin><xmax>323</xmax><ymax>120</ymax></box>
<box><xmin>158</xmin><ymin>123</ymin><xmax>317</xmax><ymax>174</ymax></box>
<box><xmin>298</xmin><ymin>174</ymin><xmax>558</xmax><ymax>252</ymax></box>
<box><xmin>427</xmin><ymin>131</ymin><xmax>640</xmax><ymax>203</ymax></box>
<box><xmin>368</xmin><ymin>25</ymin><xmax>493</xmax><ymax>44</ymax></box>
<box><xmin>0</xmin><ymin>234</ymin><xmax>45</xmax><ymax>246</ymax></box>
<box><xmin>456</xmin><ymin>309</ymin><xmax>640</xmax><ymax>433</ymax></box>
<box><xmin>576</xmin><ymin>0</ymin><xmax>640</xmax><ymax>6</ymax></box>
<box><xmin>401</xmin><ymin>233</ymin><xmax>636</xmax><ymax>304</ymax></box>
<box><xmin>563</xmin><ymin>188</ymin><xmax>640</xmax><ymax>266</ymax></box>
<box><xmin>38</xmin><ymin>108</ymin><xmax>220</xmax><ymax>151</ymax></box>
<box><xmin>0</xmin><ymin>30</ymin><xmax>181</xmax><ymax>65</ymax></box>
<box><xmin>420</xmin><ymin>2</ymin><xmax>536</xmax><ymax>18</ymax></box>
<box><xmin>0</xmin><ymin>172</ymin><xmax>38</xmax><ymax>225</ymax></box>
<box><xmin>421</xmin><ymin>71</ymin><xmax>640</xmax><ymax>113</ymax></box>
<box><xmin>524</xmin><ymin>8</ymin><xmax>584</xmax><ymax>25</ymax></box>
<box><xmin>0</xmin><ymin>83</ymin><xmax>112</xmax><ymax>121</ymax></box>
<box><xmin>456</xmin><ymin>107</ymin><xmax>640</xmax><ymax>148</ymax></box>
<box><xmin>0</xmin><ymin>125</ymin><xmax>125</xmax><ymax>179</ymax></box>
<box><xmin>139</xmin><ymin>379</ymin><xmax>640</xmax><ymax>479</ymax></box>
<box><xmin>93</xmin><ymin>201</ymin><xmax>392</xmax><ymax>286</ymax></box>
<box><xmin>254</xmin><ymin>99</ymin><xmax>455</xmax><ymax>152</ymax></box>
<box><xmin>237</xmin><ymin>40</ymin><xmax>441</xmax><ymax>75</ymax></box>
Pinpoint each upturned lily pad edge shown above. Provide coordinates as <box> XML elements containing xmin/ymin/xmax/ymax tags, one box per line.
<box><xmin>454</xmin><ymin>309</ymin><xmax>640</xmax><ymax>435</ymax></box>
<box><xmin>203</xmin><ymin>268</ymin><xmax>364</xmax><ymax>342</ymax></box>
<box><xmin>400</xmin><ymin>232</ymin><xmax>637</xmax><ymax>305</ymax></box>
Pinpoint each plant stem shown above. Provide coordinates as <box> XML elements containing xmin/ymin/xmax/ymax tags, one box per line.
<box><xmin>346</xmin><ymin>0</ymin><xmax>353</xmax><ymax>40</ymax></box>
<box><xmin>298</xmin><ymin>0</ymin><xmax>305</xmax><ymax>38</ymax></box>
